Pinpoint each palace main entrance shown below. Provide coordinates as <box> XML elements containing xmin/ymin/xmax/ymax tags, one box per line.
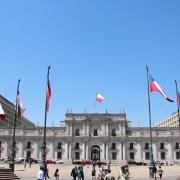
<box><xmin>91</xmin><ymin>145</ymin><xmax>100</xmax><ymax>161</ymax></box>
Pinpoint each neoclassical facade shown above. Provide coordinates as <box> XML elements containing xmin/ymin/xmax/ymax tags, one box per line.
<box><xmin>0</xmin><ymin>112</ymin><xmax>180</xmax><ymax>164</ymax></box>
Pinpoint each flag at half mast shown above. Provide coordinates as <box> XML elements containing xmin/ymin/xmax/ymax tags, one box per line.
<box><xmin>149</xmin><ymin>74</ymin><xmax>174</xmax><ymax>102</ymax></box>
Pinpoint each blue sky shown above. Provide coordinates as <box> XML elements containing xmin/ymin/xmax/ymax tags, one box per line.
<box><xmin>0</xmin><ymin>0</ymin><xmax>180</xmax><ymax>127</ymax></box>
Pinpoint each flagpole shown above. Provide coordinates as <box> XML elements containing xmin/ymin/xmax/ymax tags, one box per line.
<box><xmin>10</xmin><ymin>79</ymin><xmax>20</xmax><ymax>172</ymax></box>
<box><xmin>42</xmin><ymin>65</ymin><xmax>50</xmax><ymax>180</ymax></box>
<box><xmin>146</xmin><ymin>66</ymin><xmax>155</xmax><ymax>178</ymax></box>
<box><xmin>175</xmin><ymin>80</ymin><xmax>180</xmax><ymax>135</ymax></box>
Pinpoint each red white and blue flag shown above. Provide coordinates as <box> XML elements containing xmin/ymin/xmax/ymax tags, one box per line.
<box><xmin>16</xmin><ymin>89</ymin><xmax>23</xmax><ymax>117</ymax></box>
<box><xmin>46</xmin><ymin>79</ymin><xmax>51</xmax><ymax>112</ymax></box>
<box><xmin>0</xmin><ymin>103</ymin><xmax>5</xmax><ymax>120</ymax></box>
<box><xmin>177</xmin><ymin>89</ymin><xmax>180</xmax><ymax>107</ymax></box>
<box><xmin>96</xmin><ymin>94</ymin><xmax>104</xmax><ymax>102</ymax></box>
<box><xmin>149</xmin><ymin>74</ymin><xmax>174</xmax><ymax>102</ymax></box>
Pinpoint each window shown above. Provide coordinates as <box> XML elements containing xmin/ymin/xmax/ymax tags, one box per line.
<box><xmin>57</xmin><ymin>143</ymin><xmax>62</xmax><ymax>149</ymax></box>
<box><xmin>129</xmin><ymin>143</ymin><xmax>134</xmax><ymax>150</ymax></box>
<box><xmin>75</xmin><ymin>129</ymin><xmax>80</xmax><ymax>136</ymax></box>
<box><xmin>129</xmin><ymin>152</ymin><xmax>134</xmax><ymax>160</ymax></box>
<box><xmin>57</xmin><ymin>152</ymin><xmax>62</xmax><ymax>159</ymax></box>
<box><xmin>27</xmin><ymin>142</ymin><xmax>31</xmax><ymax>149</ymax></box>
<box><xmin>176</xmin><ymin>152</ymin><xmax>180</xmax><ymax>160</ymax></box>
<box><xmin>112</xmin><ymin>152</ymin><xmax>117</xmax><ymax>160</ymax></box>
<box><xmin>175</xmin><ymin>142</ymin><xmax>179</xmax><ymax>149</ymax></box>
<box><xmin>0</xmin><ymin>141</ymin><xmax>1</xmax><ymax>148</ymax></box>
<box><xmin>75</xmin><ymin>143</ymin><xmax>79</xmax><ymax>150</ymax></box>
<box><xmin>111</xmin><ymin>143</ymin><xmax>116</xmax><ymax>150</ymax></box>
<box><xmin>145</xmin><ymin>143</ymin><xmax>149</xmax><ymax>150</ymax></box>
<box><xmin>145</xmin><ymin>152</ymin><xmax>150</xmax><ymax>160</ymax></box>
<box><xmin>93</xmin><ymin>129</ymin><xmax>98</xmax><ymax>136</ymax></box>
<box><xmin>160</xmin><ymin>152</ymin><xmax>165</xmax><ymax>160</ymax></box>
<box><xmin>160</xmin><ymin>143</ymin><xmax>164</xmax><ymax>150</ymax></box>
<box><xmin>111</xmin><ymin>129</ymin><xmax>116</xmax><ymax>136</ymax></box>
<box><xmin>75</xmin><ymin>152</ymin><xmax>80</xmax><ymax>160</ymax></box>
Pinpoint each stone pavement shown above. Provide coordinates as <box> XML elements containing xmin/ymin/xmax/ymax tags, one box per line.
<box><xmin>1</xmin><ymin>163</ymin><xmax>180</xmax><ymax>179</ymax></box>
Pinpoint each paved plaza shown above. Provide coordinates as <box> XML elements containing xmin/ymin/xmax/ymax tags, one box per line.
<box><xmin>1</xmin><ymin>163</ymin><xmax>180</xmax><ymax>179</ymax></box>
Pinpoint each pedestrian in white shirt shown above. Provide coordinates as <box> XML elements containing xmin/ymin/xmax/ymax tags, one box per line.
<box><xmin>37</xmin><ymin>166</ymin><xmax>45</xmax><ymax>180</ymax></box>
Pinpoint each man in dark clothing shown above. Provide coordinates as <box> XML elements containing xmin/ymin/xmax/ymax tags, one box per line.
<box><xmin>153</xmin><ymin>165</ymin><xmax>157</xmax><ymax>179</ymax></box>
<box><xmin>71</xmin><ymin>166</ymin><xmax>77</xmax><ymax>180</ymax></box>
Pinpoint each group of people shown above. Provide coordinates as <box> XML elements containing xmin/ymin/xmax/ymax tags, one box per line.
<box><xmin>97</xmin><ymin>167</ymin><xmax>116</xmax><ymax>180</ymax></box>
<box><xmin>37</xmin><ymin>165</ymin><xmax>59</xmax><ymax>180</ymax></box>
<box><xmin>71</xmin><ymin>165</ymin><xmax>84</xmax><ymax>180</ymax></box>
<box><xmin>153</xmin><ymin>165</ymin><xmax>164</xmax><ymax>179</ymax></box>
<box><xmin>36</xmin><ymin>163</ymin><xmax>164</xmax><ymax>180</ymax></box>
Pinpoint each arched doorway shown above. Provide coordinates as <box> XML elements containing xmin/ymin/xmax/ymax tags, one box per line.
<box><xmin>91</xmin><ymin>145</ymin><xmax>100</xmax><ymax>161</ymax></box>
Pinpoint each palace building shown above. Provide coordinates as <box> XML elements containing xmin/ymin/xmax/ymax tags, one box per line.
<box><xmin>0</xmin><ymin>95</ymin><xmax>180</xmax><ymax>164</ymax></box>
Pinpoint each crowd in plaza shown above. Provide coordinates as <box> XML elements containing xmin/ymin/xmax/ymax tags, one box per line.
<box><xmin>36</xmin><ymin>162</ymin><xmax>167</xmax><ymax>180</ymax></box>
<box><xmin>36</xmin><ymin>163</ymin><xmax>131</xmax><ymax>180</ymax></box>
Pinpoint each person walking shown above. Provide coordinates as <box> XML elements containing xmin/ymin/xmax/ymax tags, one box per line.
<box><xmin>76</xmin><ymin>166</ymin><xmax>82</xmax><ymax>180</ymax></box>
<box><xmin>80</xmin><ymin>165</ymin><xmax>84</xmax><ymax>180</ymax></box>
<box><xmin>54</xmin><ymin>168</ymin><xmax>59</xmax><ymax>180</ymax></box>
<box><xmin>119</xmin><ymin>166</ymin><xmax>129</xmax><ymax>180</ymax></box>
<box><xmin>71</xmin><ymin>166</ymin><xmax>77</xmax><ymax>180</ymax></box>
<box><xmin>92</xmin><ymin>166</ymin><xmax>96</xmax><ymax>180</ymax></box>
<box><xmin>104</xmin><ymin>169</ymin><xmax>115</xmax><ymax>180</ymax></box>
<box><xmin>37</xmin><ymin>166</ymin><xmax>45</xmax><ymax>180</ymax></box>
<box><xmin>29</xmin><ymin>158</ymin><xmax>33</xmax><ymax>168</ymax></box>
<box><xmin>158</xmin><ymin>166</ymin><xmax>163</xmax><ymax>179</ymax></box>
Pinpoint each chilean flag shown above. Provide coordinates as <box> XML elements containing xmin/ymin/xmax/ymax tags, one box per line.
<box><xmin>96</xmin><ymin>94</ymin><xmax>104</xmax><ymax>102</ymax></box>
<box><xmin>16</xmin><ymin>89</ymin><xmax>23</xmax><ymax>117</ymax></box>
<box><xmin>0</xmin><ymin>103</ymin><xmax>5</xmax><ymax>120</ymax></box>
<box><xmin>149</xmin><ymin>74</ymin><xmax>174</xmax><ymax>102</ymax></box>
<box><xmin>46</xmin><ymin>79</ymin><xmax>51</xmax><ymax>112</ymax></box>
<box><xmin>177</xmin><ymin>89</ymin><xmax>180</xmax><ymax>107</ymax></box>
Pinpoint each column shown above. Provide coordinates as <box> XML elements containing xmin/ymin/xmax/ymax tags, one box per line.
<box><xmin>84</xmin><ymin>122</ymin><xmax>86</xmax><ymax>135</ymax></box>
<box><xmin>83</xmin><ymin>143</ymin><xmax>86</xmax><ymax>159</ymax></box>
<box><xmin>104</xmin><ymin>142</ymin><xmax>106</xmax><ymax>160</ymax></box>
<box><xmin>106</xmin><ymin>124</ymin><xmax>109</xmax><ymax>135</ymax></box>
<box><xmin>87</xmin><ymin>124</ymin><xmax>89</xmax><ymax>136</ymax></box>
<box><xmin>153</xmin><ymin>143</ymin><xmax>158</xmax><ymax>160</ymax></box>
<box><xmin>106</xmin><ymin>142</ymin><xmax>108</xmax><ymax>161</ymax></box>
<box><xmin>105</xmin><ymin>123</ymin><xmax>106</xmax><ymax>135</ymax></box>
<box><xmin>69</xmin><ymin>143</ymin><xmax>71</xmax><ymax>160</ymax></box>
<box><xmin>137</xmin><ymin>142</ymin><xmax>142</xmax><ymax>161</ymax></box>
<box><xmin>86</xmin><ymin>143</ymin><xmax>89</xmax><ymax>160</ymax></box>
<box><xmin>119</xmin><ymin>123</ymin><xmax>121</xmax><ymax>136</ymax></box>
<box><xmin>84</xmin><ymin>142</ymin><xmax>86</xmax><ymax>159</ymax></box>
<box><xmin>122</xmin><ymin>142</ymin><xmax>126</xmax><ymax>160</ymax></box>
<box><xmin>119</xmin><ymin>143</ymin><xmax>122</xmax><ymax>160</ymax></box>
<box><xmin>70</xmin><ymin>124</ymin><xmax>72</xmax><ymax>136</ymax></box>
<box><xmin>66</xmin><ymin>142</ymin><xmax>69</xmax><ymax>159</ymax></box>
<box><xmin>67</xmin><ymin>123</ymin><xmax>70</xmax><ymax>135</ymax></box>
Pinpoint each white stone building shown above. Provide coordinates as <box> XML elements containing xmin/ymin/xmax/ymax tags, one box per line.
<box><xmin>0</xmin><ymin>112</ymin><xmax>180</xmax><ymax>164</ymax></box>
